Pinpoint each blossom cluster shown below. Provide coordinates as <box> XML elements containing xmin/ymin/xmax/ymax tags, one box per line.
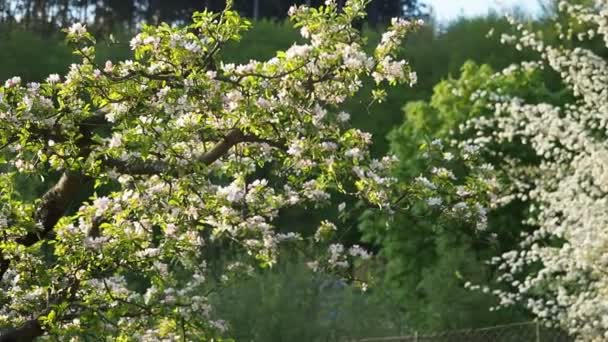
<box><xmin>404</xmin><ymin>139</ymin><xmax>497</xmax><ymax>232</ymax></box>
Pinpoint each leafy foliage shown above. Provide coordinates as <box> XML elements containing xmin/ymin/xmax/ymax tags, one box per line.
<box><xmin>359</xmin><ymin>60</ymin><xmax>561</xmax><ymax>332</ymax></box>
<box><xmin>0</xmin><ymin>1</ymin><xmax>493</xmax><ymax>340</ymax></box>
<box><xmin>213</xmin><ymin>260</ymin><xmax>407</xmax><ymax>341</ymax></box>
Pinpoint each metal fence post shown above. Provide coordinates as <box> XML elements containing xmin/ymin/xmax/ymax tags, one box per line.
<box><xmin>536</xmin><ymin>321</ymin><xmax>541</xmax><ymax>342</ymax></box>
<box><xmin>414</xmin><ymin>331</ymin><xmax>418</xmax><ymax>342</ymax></box>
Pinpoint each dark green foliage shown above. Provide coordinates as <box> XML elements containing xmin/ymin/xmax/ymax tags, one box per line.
<box><xmin>0</xmin><ymin>28</ymin><xmax>73</xmax><ymax>83</ymax></box>
<box><xmin>344</xmin><ymin>15</ymin><xmax>538</xmax><ymax>155</ymax></box>
<box><xmin>221</xmin><ymin>20</ymin><xmax>300</xmax><ymax>63</ymax></box>
<box><xmin>359</xmin><ymin>60</ymin><xmax>563</xmax><ymax>332</ymax></box>
<box><xmin>0</xmin><ymin>25</ymin><xmax>133</xmax><ymax>82</ymax></box>
<box><xmin>213</xmin><ymin>261</ymin><xmax>408</xmax><ymax>342</ymax></box>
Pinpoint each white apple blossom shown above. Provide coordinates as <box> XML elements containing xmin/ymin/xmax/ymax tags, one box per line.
<box><xmin>46</xmin><ymin>74</ymin><xmax>60</xmax><ymax>84</ymax></box>
<box><xmin>67</xmin><ymin>22</ymin><xmax>87</xmax><ymax>37</ymax></box>
<box><xmin>426</xmin><ymin>197</ymin><xmax>442</xmax><ymax>207</ymax></box>
<box><xmin>337</xmin><ymin>111</ymin><xmax>350</xmax><ymax>122</ymax></box>
<box><xmin>129</xmin><ymin>34</ymin><xmax>144</xmax><ymax>50</ymax></box>
<box><xmin>108</xmin><ymin>133</ymin><xmax>122</xmax><ymax>148</ymax></box>
<box><xmin>4</xmin><ymin>76</ymin><xmax>21</xmax><ymax>88</ymax></box>
<box><xmin>415</xmin><ymin>175</ymin><xmax>436</xmax><ymax>190</ymax></box>
<box><xmin>104</xmin><ymin>60</ymin><xmax>113</xmax><ymax>73</ymax></box>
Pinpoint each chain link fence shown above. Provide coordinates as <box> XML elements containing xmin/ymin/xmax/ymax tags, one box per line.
<box><xmin>358</xmin><ymin>321</ymin><xmax>573</xmax><ymax>342</ymax></box>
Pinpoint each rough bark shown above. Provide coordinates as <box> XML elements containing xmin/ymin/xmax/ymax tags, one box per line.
<box><xmin>22</xmin><ymin>171</ymin><xmax>89</xmax><ymax>246</ymax></box>
<box><xmin>104</xmin><ymin>129</ymin><xmax>285</xmax><ymax>175</ymax></box>
<box><xmin>0</xmin><ymin>319</ymin><xmax>44</xmax><ymax>342</ymax></box>
<box><xmin>0</xmin><ymin>172</ymin><xmax>89</xmax><ymax>275</ymax></box>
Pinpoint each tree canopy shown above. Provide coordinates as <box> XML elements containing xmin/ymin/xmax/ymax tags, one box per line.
<box><xmin>0</xmin><ymin>1</ymin><xmax>493</xmax><ymax>340</ymax></box>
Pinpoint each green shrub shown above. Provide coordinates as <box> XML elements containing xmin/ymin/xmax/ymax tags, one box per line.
<box><xmin>213</xmin><ymin>260</ymin><xmax>408</xmax><ymax>341</ymax></box>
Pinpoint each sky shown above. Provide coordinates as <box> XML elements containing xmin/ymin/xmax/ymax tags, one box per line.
<box><xmin>422</xmin><ymin>0</ymin><xmax>543</xmax><ymax>23</ymax></box>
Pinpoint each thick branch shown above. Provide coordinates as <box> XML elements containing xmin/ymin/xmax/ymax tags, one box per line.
<box><xmin>200</xmin><ymin>129</ymin><xmax>245</xmax><ymax>164</ymax></box>
<box><xmin>105</xmin><ymin>129</ymin><xmax>285</xmax><ymax>175</ymax></box>
<box><xmin>20</xmin><ymin>172</ymin><xmax>88</xmax><ymax>246</ymax></box>
<box><xmin>18</xmin><ymin>111</ymin><xmax>105</xmax><ymax>244</ymax></box>
<box><xmin>0</xmin><ymin>172</ymin><xmax>89</xmax><ymax>278</ymax></box>
<box><xmin>0</xmin><ymin>319</ymin><xmax>43</xmax><ymax>342</ymax></box>
<box><xmin>0</xmin><ymin>172</ymin><xmax>90</xmax><ymax>341</ymax></box>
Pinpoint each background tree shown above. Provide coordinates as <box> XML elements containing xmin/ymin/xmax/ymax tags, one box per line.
<box><xmin>446</xmin><ymin>1</ymin><xmax>608</xmax><ymax>339</ymax></box>
<box><xmin>360</xmin><ymin>60</ymin><xmax>561</xmax><ymax>332</ymax></box>
<box><xmin>0</xmin><ymin>0</ymin><xmax>427</xmax><ymax>33</ymax></box>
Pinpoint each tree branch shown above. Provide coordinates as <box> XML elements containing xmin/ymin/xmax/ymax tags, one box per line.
<box><xmin>104</xmin><ymin>129</ymin><xmax>286</xmax><ymax>175</ymax></box>
<box><xmin>0</xmin><ymin>171</ymin><xmax>91</xmax><ymax>341</ymax></box>
<box><xmin>0</xmin><ymin>110</ymin><xmax>287</xmax><ymax>340</ymax></box>
<box><xmin>21</xmin><ymin>172</ymin><xmax>89</xmax><ymax>246</ymax></box>
<box><xmin>0</xmin><ymin>319</ymin><xmax>44</xmax><ymax>342</ymax></box>
<box><xmin>0</xmin><ymin>170</ymin><xmax>90</xmax><ymax>294</ymax></box>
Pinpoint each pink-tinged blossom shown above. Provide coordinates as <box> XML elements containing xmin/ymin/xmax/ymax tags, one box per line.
<box><xmin>4</xmin><ymin>76</ymin><xmax>21</xmax><ymax>88</ymax></box>
<box><xmin>104</xmin><ymin>61</ymin><xmax>114</xmax><ymax>73</ymax></box>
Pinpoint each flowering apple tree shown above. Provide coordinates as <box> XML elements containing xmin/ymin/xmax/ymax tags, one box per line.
<box><xmin>0</xmin><ymin>0</ymin><xmax>494</xmax><ymax>340</ymax></box>
<box><xmin>458</xmin><ymin>1</ymin><xmax>608</xmax><ymax>339</ymax></box>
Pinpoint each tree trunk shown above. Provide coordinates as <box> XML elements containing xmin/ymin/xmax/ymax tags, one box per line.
<box><xmin>0</xmin><ymin>319</ymin><xmax>44</xmax><ymax>342</ymax></box>
<box><xmin>253</xmin><ymin>0</ymin><xmax>259</xmax><ymax>20</ymax></box>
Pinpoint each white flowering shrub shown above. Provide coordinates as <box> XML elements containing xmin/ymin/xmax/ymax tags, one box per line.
<box><xmin>460</xmin><ymin>1</ymin><xmax>608</xmax><ymax>340</ymax></box>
